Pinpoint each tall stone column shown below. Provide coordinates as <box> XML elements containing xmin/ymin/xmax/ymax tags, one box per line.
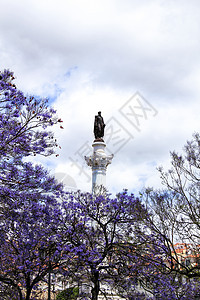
<box><xmin>85</xmin><ymin>141</ymin><xmax>113</xmax><ymax>194</ymax></box>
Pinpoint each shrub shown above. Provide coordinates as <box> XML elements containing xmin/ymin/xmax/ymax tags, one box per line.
<box><xmin>56</xmin><ymin>287</ymin><xmax>79</xmax><ymax>300</ymax></box>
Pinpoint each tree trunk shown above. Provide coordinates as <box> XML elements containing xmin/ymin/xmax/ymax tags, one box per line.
<box><xmin>25</xmin><ymin>289</ymin><xmax>32</xmax><ymax>300</ymax></box>
<box><xmin>25</xmin><ymin>276</ymin><xmax>32</xmax><ymax>300</ymax></box>
<box><xmin>91</xmin><ymin>269</ymin><xmax>100</xmax><ymax>300</ymax></box>
<box><xmin>48</xmin><ymin>268</ymin><xmax>51</xmax><ymax>300</ymax></box>
<box><xmin>17</xmin><ymin>287</ymin><xmax>23</xmax><ymax>300</ymax></box>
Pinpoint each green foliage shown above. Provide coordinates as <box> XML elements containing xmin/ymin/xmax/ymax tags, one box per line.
<box><xmin>56</xmin><ymin>287</ymin><xmax>79</xmax><ymax>300</ymax></box>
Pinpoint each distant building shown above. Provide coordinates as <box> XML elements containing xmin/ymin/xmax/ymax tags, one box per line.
<box><xmin>172</xmin><ymin>243</ymin><xmax>200</xmax><ymax>269</ymax></box>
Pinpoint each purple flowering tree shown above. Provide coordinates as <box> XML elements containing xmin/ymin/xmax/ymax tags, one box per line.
<box><xmin>59</xmin><ymin>190</ymin><xmax>147</xmax><ymax>300</ymax></box>
<box><xmin>0</xmin><ymin>69</ymin><xmax>63</xmax><ymax>159</ymax></box>
<box><xmin>118</xmin><ymin>220</ymin><xmax>200</xmax><ymax>300</ymax></box>
<box><xmin>138</xmin><ymin>133</ymin><xmax>200</xmax><ymax>299</ymax></box>
<box><xmin>0</xmin><ymin>164</ymin><xmax>62</xmax><ymax>299</ymax></box>
<box><xmin>0</xmin><ymin>70</ymin><xmax>68</xmax><ymax>299</ymax></box>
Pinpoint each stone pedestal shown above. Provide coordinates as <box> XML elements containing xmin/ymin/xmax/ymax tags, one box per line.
<box><xmin>85</xmin><ymin>141</ymin><xmax>114</xmax><ymax>193</ymax></box>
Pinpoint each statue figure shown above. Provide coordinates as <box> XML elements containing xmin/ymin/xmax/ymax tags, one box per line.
<box><xmin>94</xmin><ymin>111</ymin><xmax>105</xmax><ymax>140</ymax></box>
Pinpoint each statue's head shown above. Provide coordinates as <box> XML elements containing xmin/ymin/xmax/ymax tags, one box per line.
<box><xmin>98</xmin><ymin>111</ymin><xmax>101</xmax><ymax>115</ymax></box>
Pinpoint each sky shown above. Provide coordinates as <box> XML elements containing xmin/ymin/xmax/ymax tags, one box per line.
<box><xmin>0</xmin><ymin>0</ymin><xmax>200</xmax><ymax>194</ymax></box>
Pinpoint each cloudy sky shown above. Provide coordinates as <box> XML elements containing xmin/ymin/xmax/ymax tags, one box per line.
<box><xmin>1</xmin><ymin>0</ymin><xmax>200</xmax><ymax>194</ymax></box>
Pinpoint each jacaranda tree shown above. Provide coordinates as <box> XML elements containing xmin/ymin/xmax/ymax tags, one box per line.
<box><xmin>0</xmin><ymin>69</ymin><xmax>63</xmax><ymax>159</ymax></box>
<box><xmin>0</xmin><ymin>70</ymin><xmax>67</xmax><ymax>299</ymax></box>
<box><xmin>59</xmin><ymin>187</ymin><xmax>200</xmax><ymax>300</ymax></box>
<box><xmin>139</xmin><ymin>133</ymin><xmax>200</xmax><ymax>299</ymax></box>
<box><xmin>59</xmin><ymin>190</ymin><xmax>148</xmax><ymax>300</ymax></box>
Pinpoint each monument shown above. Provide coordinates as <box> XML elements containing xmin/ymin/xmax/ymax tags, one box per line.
<box><xmin>85</xmin><ymin>112</ymin><xmax>114</xmax><ymax>193</ymax></box>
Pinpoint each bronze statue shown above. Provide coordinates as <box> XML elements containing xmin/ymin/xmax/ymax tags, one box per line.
<box><xmin>94</xmin><ymin>111</ymin><xmax>105</xmax><ymax>141</ymax></box>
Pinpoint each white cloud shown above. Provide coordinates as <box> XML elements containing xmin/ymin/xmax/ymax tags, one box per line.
<box><xmin>1</xmin><ymin>0</ymin><xmax>200</xmax><ymax>193</ymax></box>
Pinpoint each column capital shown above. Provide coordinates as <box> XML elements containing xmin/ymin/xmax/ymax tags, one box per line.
<box><xmin>85</xmin><ymin>153</ymin><xmax>114</xmax><ymax>169</ymax></box>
